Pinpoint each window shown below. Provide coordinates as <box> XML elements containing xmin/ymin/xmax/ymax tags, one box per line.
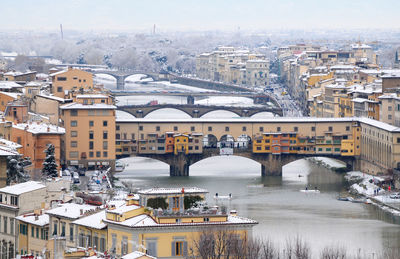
<box><xmin>79</xmin><ymin>233</ymin><xmax>85</xmax><ymax>247</ymax></box>
<box><xmin>89</xmin><ymin>131</ymin><xmax>94</xmax><ymax>139</ymax></box>
<box><xmin>111</xmin><ymin>234</ymin><xmax>117</xmax><ymax>253</ymax></box>
<box><xmin>103</xmin><ymin>131</ymin><xmax>108</xmax><ymax>139</ymax></box>
<box><xmin>100</xmin><ymin>236</ymin><xmax>106</xmax><ymax>252</ymax></box>
<box><xmin>139</xmin><ymin>126</ymin><xmax>143</xmax><ymax>131</ymax></box>
<box><xmin>69</xmin><ymin>152</ymin><xmax>78</xmax><ymax>158</ymax></box>
<box><xmin>3</xmin><ymin>217</ymin><xmax>7</xmax><ymax>233</ymax></box>
<box><xmin>10</xmin><ymin>219</ymin><xmax>14</xmax><ymax>235</ymax></box>
<box><xmin>57</xmin><ymin>77</ymin><xmax>67</xmax><ymax>81</ymax></box>
<box><xmin>147</xmin><ymin>240</ymin><xmax>157</xmax><ymax>257</ymax></box>
<box><xmin>225</xmin><ymin>126</ymin><xmax>229</xmax><ymax>132</ymax></box>
<box><xmin>259</xmin><ymin>127</ymin><xmax>264</xmax><ymax>132</ymax></box>
<box><xmin>71</xmin><ymin>131</ymin><xmax>78</xmax><ymax>137</ymax></box>
<box><xmin>103</xmin><ymin>151</ymin><xmax>108</xmax><ymax>157</ymax></box>
<box><xmin>242</xmin><ymin>126</ymin><xmax>247</xmax><ymax>131</ymax></box>
<box><xmin>89</xmin><ymin>121</ymin><xmax>94</xmax><ymax>127</ymax></box>
<box><xmin>89</xmin><ymin>152</ymin><xmax>94</xmax><ymax>158</ymax></box>
<box><xmin>11</xmin><ymin>196</ymin><xmax>18</xmax><ymax>206</ymax></box>
<box><xmin>174</xmin><ymin>126</ymin><xmax>178</xmax><ymax>131</ymax></box>
<box><xmin>156</xmin><ymin>126</ymin><xmax>160</xmax><ymax>131</ymax></box>
<box><xmin>131</xmin><ymin>133</ymin><xmax>135</xmax><ymax>139</ymax></box>
<box><xmin>311</xmin><ymin>126</ymin><xmax>315</xmax><ymax>132</ymax></box>
<box><xmin>294</xmin><ymin>127</ymin><xmax>298</xmax><ymax>132</ymax></box>
<box><xmin>173</xmin><ymin>241</ymin><xmax>186</xmax><ymax>256</ymax></box>
<box><xmin>346</xmin><ymin>126</ymin><xmax>350</xmax><ymax>131</ymax></box>
<box><xmin>328</xmin><ymin>126</ymin><xmax>333</xmax><ymax>132</ymax></box>
<box><xmin>53</xmin><ymin>222</ymin><xmax>57</xmax><ymax>236</ymax></box>
<box><xmin>71</xmin><ymin>141</ymin><xmax>77</xmax><ymax>148</ymax></box>
<box><xmin>103</xmin><ymin>121</ymin><xmax>108</xmax><ymax>127</ymax></box>
<box><xmin>208</xmin><ymin>126</ymin><xmax>212</xmax><ymax>131</ymax></box>
<box><xmin>103</xmin><ymin>141</ymin><xmax>108</xmax><ymax>149</ymax></box>
<box><xmin>123</xmin><ymin>133</ymin><xmax>127</xmax><ymax>139</ymax></box>
<box><xmin>31</xmin><ymin>226</ymin><xmax>35</xmax><ymax>237</ymax></box>
<box><xmin>191</xmin><ymin>126</ymin><xmax>195</xmax><ymax>131</ymax></box>
<box><xmin>57</xmin><ymin>86</ymin><xmax>63</xmax><ymax>92</ymax></box>
<box><xmin>116</xmin><ymin>125</ymin><xmax>120</xmax><ymax>130</ymax></box>
<box><xmin>61</xmin><ymin>223</ymin><xmax>66</xmax><ymax>237</ymax></box>
<box><xmin>96</xmin><ymin>151</ymin><xmax>101</xmax><ymax>158</ymax></box>
<box><xmin>93</xmin><ymin>235</ymin><xmax>99</xmax><ymax>251</ymax></box>
<box><xmin>121</xmin><ymin>237</ymin><xmax>128</xmax><ymax>255</ymax></box>
<box><xmin>89</xmin><ymin>141</ymin><xmax>94</xmax><ymax>150</ymax></box>
<box><xmin>389</xmin><ymin>115</ymin><xmax>392</xmax><ymax>120</ymax></box>
<box><xmin>71</xmin><ymin>110</ymin><xmax>78</xmax><ymax>116</ymax></box>
<box><xmin>69</xmin><ymin>225</ymin><xmax>74</xmax><ymax>241</ymax></box>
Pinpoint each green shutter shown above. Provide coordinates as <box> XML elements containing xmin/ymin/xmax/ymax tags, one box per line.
<box><xmin>183</xmin><ymin>241</ymin><xmax>188</xmax><ymax>257</ymax></box>
<box><xmin>171</xmin><ymin>241</ymin><xmax>176</xmax><ymax>256</ymax></box>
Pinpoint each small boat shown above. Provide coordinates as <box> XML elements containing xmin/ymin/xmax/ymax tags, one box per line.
<box><xmin>214</xmin><ymin>193</ymin><xmax>232</xmax><ymax>200</ymax></box>
<box><xmin>300</xmin><ymin>189</ymin><xmax>320</xmax><ymax>194</ymax></box>
<box><xmin>337</xmin><ymin>197</ymin><xmax>349</xmax><ymax>201</ymax></box>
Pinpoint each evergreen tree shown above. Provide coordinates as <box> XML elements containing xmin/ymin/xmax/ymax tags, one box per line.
<box><xmin>7</xmin><ymin>156</ymin><xmax>29</xmax><ymax>185</ymax></box>
<box><xmin>42</xmin><ymin>144</ymin><xmax>58</xmax><ymax>177</ymax></box>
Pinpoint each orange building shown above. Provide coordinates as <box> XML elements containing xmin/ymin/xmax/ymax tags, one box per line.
<box><xmin>50</xmin><ymin>68</ymin><xmax>93</xmax><ymax>98</ymax></box>
<box><xmin>11</xmin><ymin>122</ymin><xmax>65</xmax><ymax>175</ymax></box>
<box><xmin>4</xmin><ymin>100</ymin><xmax>29</xmax><ymax>124</ymax></box>
<box><xmin>0</xmin><ymin>91</ymin><xmax>21</xmax><ymax>112</ymax></box>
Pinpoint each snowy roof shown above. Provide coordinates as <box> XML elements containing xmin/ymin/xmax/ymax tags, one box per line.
<box><xmin>138</xmin><ymin>187</ymin><xmax>208</xmax><ymax>195</ymax></box>
<box><xmin>72</xmin><ymin>210</ymin><xmax>107</xmax><ymax>229</ymax></box>
<box><xmin>358</xmin><ymin>117</ymin><xmax>400</xmax><ymax>132</ymax></box>
<box><xmin>60</xmin><ymin>103</ymin><xmax>116</xmax><ymax>110</ymax></box>
<box><xmin>105</xmin><ymin>214</ymin><xmax>257</xmax><ymax>229</ymax></box>
<box><xmin>0</xmin><ymin>146</ymin><xmax>19</xmax><ymax>156</ymax></box>
<box><xmin>13</xmin><ymin>123</ymin><xmax>65</xmax><ymax>134</ymax></box>
<box><xmin>0</xmin><ymin>81</ymin><xmax>23</xmax><ymax>89</ymax></box>
<box><xmin>16</xmin><ymin>213</ymin><xmax>49</xmax><ymax>227</ymax></box>
<box><xmin>106</xmin><ymin>201</ymin><xmax>141</xmax><ymax>216</ymax></box>
<box><xmin>36</xmin><ymin>94</ymin><xmax>70</xmax><ymax>102</ymax></box>
<box><xmin>76</xmin><ymin>94</ymin><xmax>108</xmax><ymax>99</ymax></box>
<box><xmin>49</xmin><ymin>70</ymin><xmax>67</xmax><ymax>77</ymax></box>
<box><xmin>0</xmin><ymin>138</ymin><xmax>22</xmax><ymax>150</ymax></box>
<box><xmin>25</xmin><ymin>81</ymin><xmax>42</xmax><ymax>87</ymax></box>
<box><xmin>352</xmin><ymin>98</ymin><xmax>369</xmax><ymax>103</ymax></box>
<box><xmin>0</xmin><ymin>91</ymin><xmax>20</xmax><ymax>99</ymax></box>
<box><xmin>0</xmin><ymin>181</ymin><xmax>46</xmax><ymax>195</ymax></box>
<box><xmin>4</xmin><ymin>71</ymin><xmax>35</xmax><ymax>76</ymax></box>
<box><xmin>122</xmin><ymin>251</ymin><xmax>156</xmax><ymax>259</ymax></box>
<box><xmin>330</xmin><ymin>65</ymin><xmax>357</xmax><ymax>70</ymax></box>
<box><xmin>46</xmin><ymin>203</ymin><xmax>98</xmax><ymax>219</ymax></box>
<box><xmin>351</xmin><ymin>43</ymin><xmax>372</xmax><ymax>49</ymax></box>
<box><xmin>380</xmin><ymin>72</ymin><xmax>400</xmax><ymax>78</ymax></box>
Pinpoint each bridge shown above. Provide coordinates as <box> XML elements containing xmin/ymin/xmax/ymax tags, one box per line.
<box><xmin>112</xmin><ymin>91</ymin><xmax>276</xmax><ymax>105</ymax></box>
<box><xmin>54</xmin><ymin>64</ymin><xmax>161</xmax><ymax>90</ymax></box>
<box><xmin>114</xmin><ymin>116</ymin><xmax>400</xmax><ymax>177</ymax></box>
<box><xmin>117</xmin><ymin>104</ymin><xmax>283</xmax><ymax>118</ymax></box>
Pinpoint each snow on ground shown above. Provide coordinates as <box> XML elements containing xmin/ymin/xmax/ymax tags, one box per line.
<box><xmin>311</xmin><ymin>157</ymin><xmax>346</xmax><ymax>168</ymax></box>
<box><xmin>125</xmin><ymin>74</ymin><xmax>153</xmax><ymax>83</ymax></box>
<box><xmin>346</xmin><ymin>171</ymin><xmax>385</xmax><ymax>196</ymax></box>
<box><xmin>251</xmin><ymin>112</ymin><xmax>275</xmax><ymax>118</ymax></box>
<box><xmin>195</xmin><ymin>96</ymin><xmax>254</xmax><ymax>107</ymax></box>
<box><xmin>116</xmin><ymin>110</ymin><xmax>136</xmax><ymax>120</ymax></box>
<box><xmin>152</xmin><ymin>81</ymin><xmax>218</xmax><ymax>93</ymax></box>
<box><xmin>200</xmin><ymin>110</ymin><xmax>240</xmax><ymax>118</ymax></box>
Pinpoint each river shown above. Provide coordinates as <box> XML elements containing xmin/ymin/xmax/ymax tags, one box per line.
<box><xmin>105</xmin><ymin>77</ymin><xmax>400</xmax><ymax>257</ymax></box>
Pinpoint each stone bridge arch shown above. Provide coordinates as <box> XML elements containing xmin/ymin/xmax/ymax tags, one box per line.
<box><xmin>132</xmin><ymin>151</ymin><xmax>359</xmax><ymax>177</ymax></box>
<box><xmin>93</xmin><ymin>71</ymin><xmax>158</xmax><ymax>90</ymax></box>
<box><xmin>200</xmin><ymin>109</ymin><xmax>241</xmax><ymax>118</ymax></box>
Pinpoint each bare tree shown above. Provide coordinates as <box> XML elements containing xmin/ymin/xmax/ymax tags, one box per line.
<box><xmin>320</xmin><ymin>245</ymin><xmax>347</xmax><ymax>259</ymax></box>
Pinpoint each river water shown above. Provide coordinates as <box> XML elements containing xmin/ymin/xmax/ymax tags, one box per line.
<box><xmin>104</xmin><ymin>78</ymin><xmax>400</xmax><ymax>257</ymax></box>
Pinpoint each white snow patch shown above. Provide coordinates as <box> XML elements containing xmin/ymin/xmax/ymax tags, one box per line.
<box><xmin>195</xmin><ymin>96</ymin><xmax>254</xmax><ymax>107</ymax></box>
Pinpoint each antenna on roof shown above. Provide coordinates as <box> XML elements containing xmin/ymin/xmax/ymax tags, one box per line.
<box><xmin>60</xmin><ymin>24</ymin><xmax>64</xmax><ymax>40</ymax></box>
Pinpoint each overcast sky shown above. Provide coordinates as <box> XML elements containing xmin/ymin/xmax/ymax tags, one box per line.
<box><xmin>1</xmin><ymin>0</ymin><xmax>400</xmax><ymax>32</ymax></box>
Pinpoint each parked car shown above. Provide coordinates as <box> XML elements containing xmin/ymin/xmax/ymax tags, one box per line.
<box><xmin>73</xmin><ymin>172</ymin><xmax>80</xmax><ymax>184</ymax></box>
<box><xmin>390</xmin><ymin>193</ymin><xmax>400</xmax><ymax>199</ymax></box>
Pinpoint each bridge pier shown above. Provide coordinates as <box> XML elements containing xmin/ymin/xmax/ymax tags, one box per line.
<box><xmin>116</xmin><ymin>75</ymin><xmax>126</xmax><ymax>90</ymax></box>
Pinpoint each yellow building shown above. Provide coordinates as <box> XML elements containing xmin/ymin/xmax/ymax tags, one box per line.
<box><xmin>46</xmin><ymin>203</ymin><xmax>99</xmax><ymax>259</ymax></box>
<box><xmin>50</xmin><ymin>68</ymin><xmax>93</xmax><ymax>98</ymax></box>
<box><xmin>103</xmin><ymin>188</ymin><xmax>257</xmax><ymax>258</ymax></box>
<box><xmin>60</xmin><ymin>97</ymin><xmax>116</xmax><ymax>170</ymax></box>
<box><xmin>15</xmin><ymin>212</ymin><xmax>49</xmax><ymax>257</ymax></box>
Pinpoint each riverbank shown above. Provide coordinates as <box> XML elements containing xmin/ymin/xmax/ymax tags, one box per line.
<box><xmin>345</xmin><ymin>171</ymin><xmax>400</xmax><ymax>216</ymax></box>
<box><xmin>306</xmin><ymin>157</ymin><xmax>347</xmax><ymax>172</ymax></box>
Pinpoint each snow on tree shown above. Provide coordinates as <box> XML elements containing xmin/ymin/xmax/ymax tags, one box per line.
<box><xmin>42</xmin><ymin>144</ymin><xmax>58</xmax><ymax>178</ymax></box>
<box><xmin>6</xmin><ymin>156</ymin><xmax>29</xmax><ymax>185</ymax></box>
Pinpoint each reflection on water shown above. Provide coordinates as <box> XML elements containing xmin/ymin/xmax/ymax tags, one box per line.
<box><xmin>116</xmin><ymin>156</ymin><xmax>400</xmax><ymax>256</ymax></box>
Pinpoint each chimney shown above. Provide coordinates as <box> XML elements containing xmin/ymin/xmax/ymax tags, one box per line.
<box><xmin>35</xmin><ymin>215</ymin><xmax>39</xmax><ymax>221</ymax></box>
<box><xmin>47</xmin><ymin>126</ymin><xmax>50</xmax><ymax>132</ymax></box>
<box><xmin>80</xmin><ymin>209</ymin><xmax>84</xmax><ymax>215</ymax></box>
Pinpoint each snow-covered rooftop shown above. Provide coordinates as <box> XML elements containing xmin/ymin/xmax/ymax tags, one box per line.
<box><xmin>107</xmin><ymin>200</ymin><xmax>140</xmax><ymax>215</ymax></box>
<box><xmin>36</xmin><ymin>94</ymin><xmax>70</xmax><ymax>102</ymax></box>
<box><xmin>0</xmin><ymin>81</ymin><xmax>23</xmax><ymax>89</ymax></box>
<box><xmin>16</xmin><ymin>213</ymin><xmax>49</xmax><ymax>227</ymax></box>
<box><xmin>122</xmin><ymin>251</ymin><xmax>156</xmax><ymax>259</ymax></box>
<box><xmin>49</xmin><ymin>70</ymin><xmax>67</xmax><ymax>77</ymax></box>
<box><xmin>0</xmin><ymin>138</ymin><xmax>22</xmax><ymax>151</ymax></box>
<box><xmin>46</xmin><ymin>203</ymin><xmax>98</xmax><ymax>219</ymax></box>
<box><xmin>60</xmin><ymin>103</ymin><xmax>116</xmax><ymax>110</ymax></box>
<box><xmin>0</xmin><ymin>181</ymin><xmax>46</xmax><ymax>195</ymax></box>
<box><xmin>76</xmin><ymin>94</ymin><xmax>108</xmax><ymax>99</ymax></box>
<box><xmin>13</xmin><ymin>123</ymin><xmax>65</xmax><ymax>135</ymax></box>
<box><xmin>0</xmin><ymin>91</ymin><xmax>20</xmax><ymax>99</ymax></box>
<box><xmin>72</xmin><ymin>210</ymin><xmax>107</xmax><ymax>229</ymax></box>
<box><xmin>138</xmin><ymin>187</ymin><xmax>208</xmax><ymax>195</ymax></box>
